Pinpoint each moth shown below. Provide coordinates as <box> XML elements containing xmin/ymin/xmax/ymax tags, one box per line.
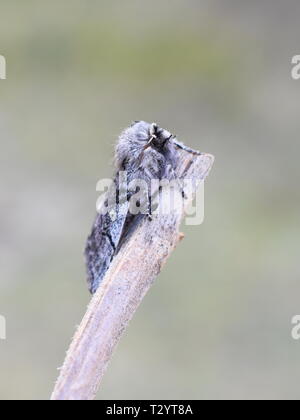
<box><xmin>85</xmin><ymin>121</ymin><xmax>202</xmax><ymax>294</ymax></box>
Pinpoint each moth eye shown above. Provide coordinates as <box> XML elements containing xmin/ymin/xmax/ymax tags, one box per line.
<box><xmin>160</xmin><ymin>133</ymin><xmax>173</xmax><ymax>146</ymax></box>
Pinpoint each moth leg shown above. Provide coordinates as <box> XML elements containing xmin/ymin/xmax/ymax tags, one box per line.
<box><xmin>164</xmin><ymin>163</ymin><xmax>187</xmax><ymax>199</ymax></box>
<box><xmin>103</xmin><ymin>228</ymin><xmax>117</xmax><ymax>253</ymax></box>
<box><xmin>126</xmin><ymin>183</ymin><xmax>153</xmax><ymax>221</ymax></box>
<box><xmin>144</xmin><ymin>190</ymin><xmax>156</xmax><ymax>221</ymax></box>
<box><xmin>147</xmin><ymin>193</ymin><xmax>153</xmax><ymax>221</ymax></box>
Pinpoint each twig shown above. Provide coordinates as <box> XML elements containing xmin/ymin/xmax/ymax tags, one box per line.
<box><xmin>51</xmin><ymin>151</ymin><xmax>214</xmax><ymax>400</ymax></box>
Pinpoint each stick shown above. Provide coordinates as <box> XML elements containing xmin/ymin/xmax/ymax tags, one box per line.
<box><xmin>51</xmin><ymin>151</ymin><xmax>214</xmax><ymax>400</ymax></box>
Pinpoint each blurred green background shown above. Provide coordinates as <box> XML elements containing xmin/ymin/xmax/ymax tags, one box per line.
<box><xmin>1</xmin><ymin>0</ymin><xmax>300</xmax><ymax>400</ymax></box>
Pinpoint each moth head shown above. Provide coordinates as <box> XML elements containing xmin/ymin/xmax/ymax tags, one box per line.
<box><xmin>144</xmin><ymin>123</ymin><xmax>172</xmax><ymax>151</ymax></box>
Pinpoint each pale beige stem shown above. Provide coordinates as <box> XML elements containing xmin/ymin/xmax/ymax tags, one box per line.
<box><xmin>51</xmin><ymin>151</ymin><xmax>214</xmax><ymax>400</ymax></box>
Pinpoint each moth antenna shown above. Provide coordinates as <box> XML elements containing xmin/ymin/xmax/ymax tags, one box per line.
<box><xmin>172</xmin><ymin>138</ymin><xmax>202</xmax><ymax>155</ymax></box>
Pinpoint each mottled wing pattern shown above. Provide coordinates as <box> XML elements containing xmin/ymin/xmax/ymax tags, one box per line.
<box><xmin>85</xmin><ymin>175</ymin><xmax>129</xmax><ymax>294</ymax></box>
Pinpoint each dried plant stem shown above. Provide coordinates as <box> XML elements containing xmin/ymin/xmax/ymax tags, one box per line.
<box><xmin>51</xmin><ymin>151</ymin><xmax>214</xmax><ymax>400</ymax></box>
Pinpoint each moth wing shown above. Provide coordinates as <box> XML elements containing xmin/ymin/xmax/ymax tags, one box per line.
<box><xmin>85</xmin><ymin>177</ymin><xmax>129</xmax><ymax>294</ymax></box>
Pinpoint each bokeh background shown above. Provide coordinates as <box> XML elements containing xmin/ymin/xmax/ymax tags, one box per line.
<box><xmin>1</xmin><ymin>0</ymin><xmax>300</xmax><ymax>400</ymax></box>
